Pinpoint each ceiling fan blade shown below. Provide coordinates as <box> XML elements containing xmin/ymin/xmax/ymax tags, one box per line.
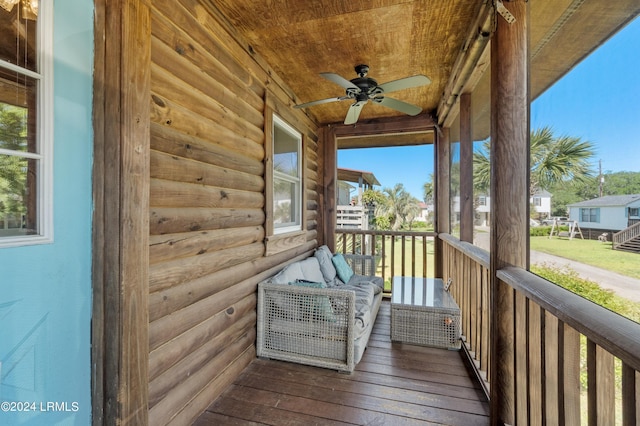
<box><xmin>294</xmin><ymin>96</ymin><xmax>346</xmax><ymax>109</ymax></box>
<box><xmin>320</xmin><ymin>72</ymin><xmax>359</xmax><ymax>90</ymax></box>
<box><xmin>344</xmin><ymin>101</ymin><xmax>366</xmax><ymax>125</ymax></box>
<box><xmin>377</xmin><ymin>74</ymin><xmax>431</xmax><ymax>94</ymax></box>
<box><xmin>373</xmin><ymin>96</ymin><xmax>422</xmax><ymax>116</ymax></box>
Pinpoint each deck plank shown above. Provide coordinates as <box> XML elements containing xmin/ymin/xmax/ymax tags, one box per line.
<box><xmin>195</xmin><ymin>301</ymin><xmax>489</xmax><ymax>425</ymax></box>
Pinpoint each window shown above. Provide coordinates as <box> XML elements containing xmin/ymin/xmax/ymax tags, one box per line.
<box><xmin>580</xmin><ymin>208</ymin><xmax>599</xmax><ymax>223</ymax></box>
<box><xmin>532</xmin><ymin>197</ymin><xmax>542</xmax><ymax>206</ymax></box>
<box><xmin>272</xmin><ymin>115</ymin><xmax>302</xmax><ymax>234</ymax></box>
<box><xmin>0</xmin><ymin>1</ymin><xmax>52</xmax><ymax>247</ymax></box>
<box><xmin>629</xmin><ymin>207</ymin><xmax>639</xmax><ymax>217</ymax></box>
<box><xmin>478</xmin><ymin>196</ymin><xmax>487</xmax><ymax>206</ymax></box>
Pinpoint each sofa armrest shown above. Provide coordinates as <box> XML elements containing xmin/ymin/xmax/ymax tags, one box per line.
<box><xmin>257</xmin><ymin>282</ymin><xmax>357</xmax><ymax>372</ymax></box>
<box><xmin>342</xmin><ymin>253</ymin><xmax>377</xmax><ymax>277</ymax></box>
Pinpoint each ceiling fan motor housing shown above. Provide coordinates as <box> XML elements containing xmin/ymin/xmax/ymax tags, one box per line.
<box><xmin>354</xmin><ymin>64</ymin><xmax>369</xmax><ymax>77</ymax></box>
<box><xmin>350</xmin><ymin>77</ymin><xmax>379</xmax><ymax>93</ymax></box>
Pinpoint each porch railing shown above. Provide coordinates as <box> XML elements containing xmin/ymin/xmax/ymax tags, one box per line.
<box><xmin>441</xmin><ymin>233</ymin><xmax>640</xmax><ymax>425</ymax></box>
<box><xmin>334</xmin><ymin>229</ymin><xmax>437</xmax><ymax>292</ymax></box>
<box><xmin>613</xmin><ymin>220</ymin><xmax>640</xmax><ymax>250</ymax></box>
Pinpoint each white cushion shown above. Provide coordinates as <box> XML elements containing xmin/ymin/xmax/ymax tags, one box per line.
<box><xmin>298</xmin><ymin>257</ymin><xmax>325</xmax><ymax>283</ymax></box>
<box><xmin>271</xmin><ymin>262</ymin><xmax>303</xmax><ymax>284</ymax></box>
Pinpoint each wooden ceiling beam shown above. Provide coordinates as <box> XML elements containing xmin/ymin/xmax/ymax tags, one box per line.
<box><xmin>437</xmin><ymin>1</ymin><xmax>494</xmax><ymax>128</ymax></box>
<box><xmin>331</xmin><ymin>113</ymin><xmax>436</xmax><ymax>138</ymax></box>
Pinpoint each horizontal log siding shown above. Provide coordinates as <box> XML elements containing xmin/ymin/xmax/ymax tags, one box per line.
<box><xmin>148</xmin><ymin>1</ymin><xmax>319</xmax><ymax>424</ymax></box>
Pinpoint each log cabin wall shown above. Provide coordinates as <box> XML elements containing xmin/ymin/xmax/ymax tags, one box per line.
<box><xmin>147</xmin><ymin>1</ymin><xmax>320</xmax><ymax>423</ymax></box>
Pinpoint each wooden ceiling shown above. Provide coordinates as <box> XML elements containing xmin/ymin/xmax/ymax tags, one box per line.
<box><xmin>211</xmin><ymin>0</ymin><xmax>639</xmax><ymax>137</ymax></box>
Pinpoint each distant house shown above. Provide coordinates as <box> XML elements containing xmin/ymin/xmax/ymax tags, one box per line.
<box><xmin>568</xmin><ymin>194</ymin><xmax>640</xmax><ymax>231</ymax></box>
<box><xmin>531</xmin><ymin>190</ymin><xmax>552</xmax><ymax>218</ymax></box>
<box><xmin>472</xmin><ymin>190</ymin><xmax>552</xmax><ymax>227</ymax></box>
<box><xmin>337</xmin><ymin>181</ymin><xmax>356</xmax><ymax>205</ymax></box>
<box><xmin>417</xmin><ymin>201</ymin><xmax>434</xmax><ymax>223</ymax></box>
<box><xmin>337</xmin><ymin>168</ymin><xmax>381</xmax><ymax>206</ymax></box>
<box><xmin>336</xmin><ymin>168</ymin><xmax>380</xmax><ymax>230</ymax></box>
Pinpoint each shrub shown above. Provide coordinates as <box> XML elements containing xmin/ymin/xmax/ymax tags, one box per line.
<box><xmin>532</xmin><ymin>264</ymin><xmax>640</xmax><ymax>323</ymax></box>
<box><xmin>530</xmin><ymin>225</ymin><xmax>569</xmax><ymax>237</ymax></box>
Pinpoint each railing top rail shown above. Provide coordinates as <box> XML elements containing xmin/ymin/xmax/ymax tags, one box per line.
<box><xmin>439</xmin><ymin>233</ymin><xmax>490</xmax><ymax>268</ymax></box>
<box><xmin>335</xmin><ymin>229</ymin><xmax>437</xmax><ymax>237</ymax></box>
<box><xmin>498</xmin><ymin>266</ymin><xmax>640</xmax><ymax>371</ymax></box>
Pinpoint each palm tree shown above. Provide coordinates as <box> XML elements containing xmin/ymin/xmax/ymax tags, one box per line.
<box><xmin>375</xmin><ymin>183</ymin><xmax>421</xmax><ymax>231</ymax></box>
<box><xmin>473</xmin><ymin>126</ymin><xmax>595</xmax><ymax>196</ymax></box>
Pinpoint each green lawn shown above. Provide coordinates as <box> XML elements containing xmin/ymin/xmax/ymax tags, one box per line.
<box><xmin>530</xmin><ymin>236</ymin><xmax>640</xmax><ymax>279</ymax></box>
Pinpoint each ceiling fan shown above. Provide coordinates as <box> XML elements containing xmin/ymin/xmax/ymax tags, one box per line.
<box><xmin>294</xmin><ymin>64</ymin><xmax>431</xmax><ymax>125</ymax></box>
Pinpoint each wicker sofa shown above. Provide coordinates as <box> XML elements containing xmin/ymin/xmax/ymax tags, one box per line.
<box><xmin>257</xmin><ymin>245</ymin><xmax>383</xmax><ymax>373</ymax></box>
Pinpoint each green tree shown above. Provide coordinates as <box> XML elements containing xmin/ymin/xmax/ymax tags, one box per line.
<box><xmin>0</xmin><ymin>104</ymin><xmax>29</xmax><ymax>218</ymax></box>
<box><xmin>473</xmin><ymin>127</ymin><xmax>595</xmax><ymax>196</ymax></box>
<box><xmin>374</xmin><ymin>183</ymin><xmax>421</xmax><ymax>231</ymax></box>
<box><xmin>422</xmin><ymin>181</ymin><xmax>433</xmax><ymax>203</ymax></box>
<box><xmin>361</xmin><ymin>188</ymin><xmax>387</xmax><ymax>208</ymax></box>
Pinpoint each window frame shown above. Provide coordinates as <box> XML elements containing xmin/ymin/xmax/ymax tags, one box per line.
<box><xmin>0</xmin><ymin>2</ymin><xmax>54</xmax><ymax>248</ymax></box>
<box><xmin>580</xmin><ymin>207</ymin><xmax>599</xmax><ymax>223</ymax></box>
<box><xmin>271</xmin><ymin>114</ymin><xmax>303</xmax><ymax>235</ymax></box>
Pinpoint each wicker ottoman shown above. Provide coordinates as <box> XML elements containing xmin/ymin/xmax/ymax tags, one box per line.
<box><xmin>391</xmin><ymin>277</ymin><xmax>461</xmax><ymax>350</ymax></box>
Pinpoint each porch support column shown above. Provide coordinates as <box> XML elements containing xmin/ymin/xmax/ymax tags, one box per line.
<box><xmin>92</xmin><ymin>0</ymin><xmax>151</xmax><ymax>424</ymax></box>
<box><xmin>489</xmin><ymin>1</ymin><xmax>530</xmax><ymax>425</ymax></box>
<box><xmin>435</xmin><ymin>127</ymin><xmax>451</xmax><ymax>278</ymax></box>
<box><xmin>460</xmin><ymin>92</ymin><xmax>474</xmax><ymax>243</ymax></box>
<box><xmin>323</xmin><ymin>126</ymin><xmax>338</xmax><ymax>252</ymax></box>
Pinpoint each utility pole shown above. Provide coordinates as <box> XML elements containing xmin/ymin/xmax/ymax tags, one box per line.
<box><xmin>599</xmin><ymin>159</ymin><xmax>604</xmax><ymax>198</ymax></box>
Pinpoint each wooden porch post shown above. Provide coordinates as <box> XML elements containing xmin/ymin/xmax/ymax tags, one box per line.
<box><xmin>92</xmin><ymin>0</ymin><xmax>151</xmax><ymax>424</ymax></box>
<box><xmin>489</xmin><ymin>1</ymin><xmax>530</xmax><ymax>425</ymax></box>
<box><xmin>460</xmin><ymin>92</ymin><xmax>474</xmax><ymax>243</ymax></box>
<box><xmin>435</xmin><ymin>127</ymin><xmax>451</xmax><ymax>278</ymax></box>
<box><xmin>323</xmin><ymin>126</ymin><xmax>337</xmax><ymax>252</ymax></box>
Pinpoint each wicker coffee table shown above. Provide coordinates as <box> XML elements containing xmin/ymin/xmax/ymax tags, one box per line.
<box><xmin>390</xmin><ymin>277</ymin><xmax>461</xmax><ymax>350</ymax></box>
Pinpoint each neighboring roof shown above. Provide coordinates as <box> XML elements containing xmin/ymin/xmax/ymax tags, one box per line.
<box><xmin>337</xmin><ymin>168</ymin><xmax>381</xmax><ymax>187</ymax></box>
<box><xmin>533</xmin><ymin>189</ymin><xmax>552</xmax><ymax>197</ymax></box>
<box><xmin>569</xmin><ymin>194</ymin><xmax>640</xmax><ymax>207</ymax></box>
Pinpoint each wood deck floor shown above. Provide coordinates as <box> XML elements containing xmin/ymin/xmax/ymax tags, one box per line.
<box><xmin>194</xmin><ymin>301</ymin><xmax>489</xmax><ymax>425</ymax></box>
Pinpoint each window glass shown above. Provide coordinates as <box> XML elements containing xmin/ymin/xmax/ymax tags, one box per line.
<box><xmin>272</xmin><ymin>115</ymin><xmax>301</xmax><ymax>233</ymax></box>
<box><xmin>1</xmin><ymin>1</ymin><xmax>50</xmax><ymax>246</ymax></box>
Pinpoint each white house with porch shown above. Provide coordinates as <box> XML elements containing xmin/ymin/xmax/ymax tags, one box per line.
<box><xmin>568</xmin><ymin>194</ymin><xmax>640</xmax><ymax>231</ymax></box>
<box><xmin>473</xmin><ymin>190</ymin><xmax>552</xmax><ymax>226</ymax></box>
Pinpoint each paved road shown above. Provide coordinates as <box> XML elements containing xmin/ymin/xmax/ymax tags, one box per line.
<box><xmin>474</xmin><ymin>232</ymin><xmax>640</xmax><ymax>302</ymax></box>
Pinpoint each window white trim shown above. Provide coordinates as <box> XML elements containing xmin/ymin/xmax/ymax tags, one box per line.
<box><xmin>272</xmin><ymin>114</ymin><xmax>302</xmax><ymax>235</ymax></box>
<box><xmin>0</xmin><ymin>1</ymin><xmax>54</xmax><ymax>248</ymax></box>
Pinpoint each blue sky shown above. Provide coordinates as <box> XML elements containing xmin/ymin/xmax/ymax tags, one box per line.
<box><xmin>338</xmin><ymin>16</ymin><xmax>640</xmax><ymax>200</ymax></box>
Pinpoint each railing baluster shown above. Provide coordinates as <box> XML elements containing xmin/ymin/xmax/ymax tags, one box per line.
<box><xmin>401</xmin><ymin>235</ymin><xmax>405</xmax><ymax>277</ymax></box>
<box><xmin>411</xmin><ymin>235</ymin><xmax>416</xmax><ymax>277</ymax></box>
<box><xmin>390</xmin><ymin>234</ymin><xmax>395</xmax><ymax>280</ymax></box>
<box><xmin>422</xmin><ymin>236</ymin><xmax>427</xmax><ymax>277</ymax></box>
<box><xmin>587</xmin><ymin>340</ymin><xmax>616</xmax><ymax>425</ymax></box>
<box><xmin>381</xmin><ymin>234</ymin><xmax>387</xmax><ymax>286</ymax></box>
<box><xmin>621</xmin><ymin>362</ymin><xmax>637</xmax><ymax>426</ymax></box>
<box><xmin>561</xmin><ymin>323</ymin><xmax>581</xmax><ymax>426</ymax></box>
